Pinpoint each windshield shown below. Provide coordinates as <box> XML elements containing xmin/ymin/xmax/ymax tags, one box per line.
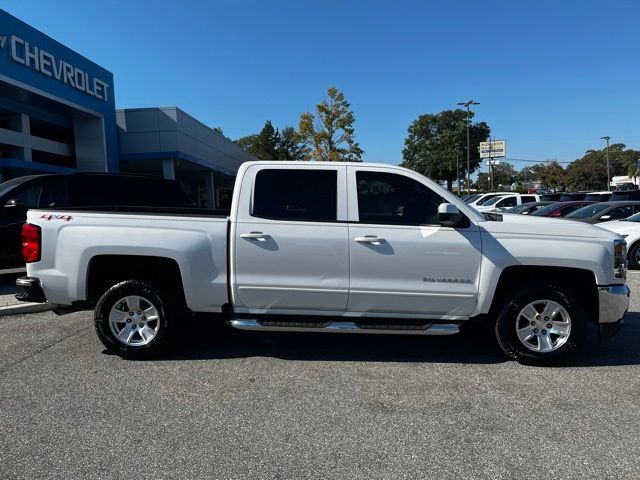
<box><xmin>565</xmin><ymin>203</ymin><xmax>609</xmax><ymax>219</ymax></box>
<box><xmin>624</xmin><ymin>212</ymin><xmax>640</xmax><ymax>222</ymax></box>
<box><xmin>0</xmin><ymin>177</ymin><xmax>29</xmax><ymax>199</ymax></box>
<box><xmin>464</xmin><ymin>194</ymin><xmax>481</xmax><ymax>203</ymax></box>
<box><xmin>475</xmin><ymin>194</ymin><xmax>500</xmax><ymax>205</ymax></box>
<box><xmin>530</xmin><ymin>203</ymin><xmax>561</xmax><ymax>216</ymax></box>
<box><xmin>479</xmin><ymin>195</ymin><xmax>503</xmax><ymax>206</ymax></box>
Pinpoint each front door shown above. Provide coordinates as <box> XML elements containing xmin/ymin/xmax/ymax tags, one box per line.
<box><xmin>233</xmin><ymin>166</ymin><xmax>349</xmax><ymax>314</ymax></box>
<box><xmin>347</xmin><ymin>168</ymin><xmax>482</xmax><ymax>318</ymax></box>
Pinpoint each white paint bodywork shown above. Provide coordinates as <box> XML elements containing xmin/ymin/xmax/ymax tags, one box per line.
<box><xmin>26</xmin><ymin>162</ymin><xmax>624</xmax><ymax>321</ymax></box>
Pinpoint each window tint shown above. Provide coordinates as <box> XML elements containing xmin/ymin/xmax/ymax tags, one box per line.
<box><xmin>602</xmin><ymin>205</ymin><xmax>633</xmax><ymax>220</ymax></box>
<box><xmin>253</xmin><ymin>169</ymin><xmax>337</xmax><ymax>221</ymax></box>
<box><xmin>8</xmin><ymin>184</ymin><xmax>42</xmax><ymax>208</ymax></box>
<box><xmin>521</xmin><ymin>195</ymin><xmax>536</xmax><ymax>203</ymax></box>
<box><xmin>115</xmin><ymin>178</ymin><xmax>194</xmax><ymax>207</ymax></box>
<box><xmin>356</xmin><ymin>171</ymin><xmax>442</xmax><ymax>225</ymax></box>
<box><xmin>39</xmin><ymin>177</ymin><xmax>69</xmax><ymax>207</ymax></box>
<box><xmin>69</xmin><ymin>176</ymin><xmax>115</xmax><ymax>206</ymax></box>
<box><xmin>497</xmin><ymin>196</ymin><xmax>517</xmax><ymax>207</ymax></box>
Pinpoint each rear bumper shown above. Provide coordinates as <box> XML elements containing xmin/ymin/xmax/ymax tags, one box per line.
<box><xmin>15</xmin><ymin>276</ymin><xmax>47</xmax><ymax>303</ymax></box>
<box><xmin>598</xmin><ymin>284</ymin><xmax>629</xmax><ymax>324</ymax></box>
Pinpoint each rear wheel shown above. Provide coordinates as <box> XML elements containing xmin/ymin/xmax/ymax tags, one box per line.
<box><xmin>494</xmin><ymin>285</ymin><xmax>586</xmax><ymax>365</ymax></box>
<box><xmin>95</xmin><ymin>280</ymin><xmax>176</xmax><ymax>357</ymax></box>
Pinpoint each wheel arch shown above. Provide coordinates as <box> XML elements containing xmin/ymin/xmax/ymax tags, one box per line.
<box><xmin>86</xmin><ymin>254</ymin><xmax>187</xmax><ymax>308</ymax></box>
<box><xmin>488</xmin><ymin>266</ymin><xmax>599</xmax><ymax>324</ymax></box>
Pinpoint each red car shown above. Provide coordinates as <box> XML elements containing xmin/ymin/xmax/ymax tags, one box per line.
<box><xmin>529</xmin><ymin>201</ymin><xmax>596</xmax><ymax>218</ymax></box>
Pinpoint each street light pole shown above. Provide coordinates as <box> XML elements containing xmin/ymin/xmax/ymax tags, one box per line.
<box><xmin>601</xmin><ymin>136</ymin><xmax>611</xmax><ymax>191</ymax></box>
<box><xmin>457</xmin><ymin>100</ymin><xmax>480</xmax><ymax>195</ymax></box>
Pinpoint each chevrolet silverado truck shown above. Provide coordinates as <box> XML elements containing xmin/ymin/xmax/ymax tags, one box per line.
<box><xmin>16</xmin><ymin>162</ymin><xmax>630</xmax><ymax>365</ymax></box>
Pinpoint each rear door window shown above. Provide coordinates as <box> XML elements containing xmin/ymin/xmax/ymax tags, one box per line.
<box><xmin>252</xmin><ymin>169</ymin><xmax>338</xmax><ymax>222</ymax></box>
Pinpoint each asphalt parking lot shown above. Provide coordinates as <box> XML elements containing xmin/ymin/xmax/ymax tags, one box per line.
<box><xmin>1</xmin><ymin>276</ymin><xmax>639</xmax><ymax>479</ymax></box>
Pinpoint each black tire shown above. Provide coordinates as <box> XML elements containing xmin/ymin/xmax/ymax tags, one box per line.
<box><xmin>494</xmin><ymin>284</ymin><xmax>587</xmax><ymax>366</ymax></box>
<box><xmin>628</xmin><ymin>243</ymin><xmax>640</xmax><ymax>270</ymax></box>
<box><xmin>94</xmin><ymin>280</ymin><xmax>177</xmax><ymax>358</ymax></box>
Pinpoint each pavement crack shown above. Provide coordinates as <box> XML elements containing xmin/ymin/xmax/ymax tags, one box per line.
<box><xmin>0</xmin><ymin>325</ymin><xmax>93</xmax><ymax>376</ymax></box>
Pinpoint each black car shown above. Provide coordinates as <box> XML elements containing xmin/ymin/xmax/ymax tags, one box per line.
<box><xmin>564</xmin><ymin>201</ymin><xmax>640</xmax><ymax>224</ymax></box>
<box><xmin>609</xmin><ymin>190</ymin><xmax>640</xmax><ymax>201</ymax></box>
<box><xmin>0</xmin><ymin>173</ymin><xmax>195</xmax><ymax>271</ymax></box>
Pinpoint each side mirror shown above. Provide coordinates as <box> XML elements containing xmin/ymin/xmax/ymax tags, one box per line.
<box><xmin>4</xmin><ymin>199</ymin><xmax>25</xmax><ymax>208</ymax></box>
<box><xmin>438</xmin><ymin>203</ymin><xmax>464</xmax><ymax>227</ymax></box>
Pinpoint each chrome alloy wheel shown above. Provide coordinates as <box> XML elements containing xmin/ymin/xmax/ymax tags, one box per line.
<box><xmin>109</xmin><ymin>296</ymin><xmax>160</xmax><ymax>346</ymax></box>
<box><xmin>515</xmin><ymin>299</ymin><xmax>571</xmax><ymax>353</ymax></box>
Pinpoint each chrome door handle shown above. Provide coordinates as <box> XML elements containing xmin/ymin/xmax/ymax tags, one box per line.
<box><xmin>240</xmin><ymin>232</ymin><xmax>270</xmax><ymax>240</ymax></box>
<box><xmin>354</xmin><ymin>235</ymin><xmax>386</xmax><ymax>243</ymax></box>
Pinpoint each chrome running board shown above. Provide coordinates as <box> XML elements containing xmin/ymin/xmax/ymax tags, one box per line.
<box><xmin>229</xmin><ymin>319</ymin><xmax>460</xmax><ymax>335</ymax></box>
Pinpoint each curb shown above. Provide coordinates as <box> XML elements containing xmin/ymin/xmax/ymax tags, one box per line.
<box><xmin>0</xmin><ymin>302</ymin><xmax>53</xmax><ymax>316</ymax></box>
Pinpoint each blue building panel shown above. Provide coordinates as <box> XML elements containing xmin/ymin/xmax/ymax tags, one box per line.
<box><xmin>0</xmin><ymin>9</ymin><xmax>118</xmax><ymax>171</ymax></box>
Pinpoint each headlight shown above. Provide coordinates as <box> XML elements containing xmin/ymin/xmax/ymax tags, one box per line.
<box><xmin>614</xmin><ymin>239</ymin><xmax>627</xmax><ymax>280</ymax></box>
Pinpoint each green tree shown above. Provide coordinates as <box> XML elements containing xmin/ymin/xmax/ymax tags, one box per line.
<box><xmin>492</xmin><ymin>161</ymin><xmax>517</xmax><ymax>188</ymax></box>
<box><xmin>531</xmin><ymin>161</ymin><xmax>566</xmax><ymax>191</ymax></box>
<box><xmin>235</xmin><ymin>120</ymin><xmax>281</xmax><ymax>159</ymax></box>
<box><xmin>277</xmin><ymin>126</ymin><xmax>305</xmax><ymax>160</ymax></box>
<box><xmin>298</xmin><ymin>87</ymin><xmax>364</xmax><ymax>161</ymax></box>
<box><xmin>401</xmin><ymin>109</ymin><xmax>490</xmax><ymax>191</ymax></box>
<box><xmin>565</xmin><ymin>144</ymin><xmax>640</xmax><ymax>190</ymax></box>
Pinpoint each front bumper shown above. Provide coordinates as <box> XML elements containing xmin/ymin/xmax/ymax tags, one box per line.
<box><xmin>15</xmin><ymin>276</ymin><xmax>47</xmax><ymax>303</ymax></box>
<box><xmin>598</xmin><ymin>284</ymin><xmax>630</xmax><ymax>324</ymax></box>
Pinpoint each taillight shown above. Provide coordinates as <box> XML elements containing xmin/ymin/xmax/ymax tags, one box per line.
<box><xmin>22</xmin><ymin>223</ymin><xmax>41</xmax><ymax>263</ymax></box>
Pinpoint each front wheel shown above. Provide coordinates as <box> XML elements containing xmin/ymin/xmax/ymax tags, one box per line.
<box><xmin>628</xmin><ymin>243</ymin><xmax>640</xmax><ymax>270</ymax></box>
<box><xmin>494</xmin><ymin>285</ymin><xmax>586</xmax><ymax>365</ymax></box>
<box><xmin>94</xmin><ymin>280</ymin><xmax>175</xmax><ymax>357</ymax></box>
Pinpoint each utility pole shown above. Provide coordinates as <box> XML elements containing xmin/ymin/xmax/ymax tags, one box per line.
<box><xmin>457</xmin><ymin>100</ymin><xmax>480</xmax><ymax>194</ymax></box>
<box><xmin>456</xmin><ymin>150</ymin><xmax>460</xmax><ymax>195</ymax></box>
<box><xmin>601</xmin><ymin>136</ymin><xmax>611</xmax><ymax>191</ymax></box>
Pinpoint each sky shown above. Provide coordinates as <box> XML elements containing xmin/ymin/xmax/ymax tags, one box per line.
<box><xmin>3</xmin><ymin>0</ymin><xmax>639</xmax><ymax>173</ymax></box>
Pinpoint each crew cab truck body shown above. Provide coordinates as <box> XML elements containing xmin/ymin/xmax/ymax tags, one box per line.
<box><xmin>17</xmin><ymin>162</ymin><xmax>630</xmax><ymax>365</ymax></box>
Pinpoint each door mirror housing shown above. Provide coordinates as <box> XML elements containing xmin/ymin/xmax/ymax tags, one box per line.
<box><xmin>437</xmin><ymin>203</ymin><xmax>465</xmax><ymax>227</ymax></box>
<box><xmin>4</xmin><ymin>199</ymin><xmax>25</xmax><ymax>208</ymax></box>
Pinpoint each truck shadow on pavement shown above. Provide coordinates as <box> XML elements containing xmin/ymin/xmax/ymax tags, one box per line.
<box><xmin>140</xmin><ymin>312</ymin><xmax>640</xmax><ymax>367</ymax></box>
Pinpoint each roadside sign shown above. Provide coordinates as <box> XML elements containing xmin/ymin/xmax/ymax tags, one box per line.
<box><xmin>485</xmin><ymin>159</ymin><xmax>501</xmax><ymax>166</ymax></box>
<box><xmin>479</xmin><ymin>140</ymin><xmax>506</xmax><ymax>158</ymax></box>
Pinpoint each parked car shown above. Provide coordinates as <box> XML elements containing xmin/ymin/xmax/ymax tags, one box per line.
<box><xmin>0</xmin><ymin>173</ymin><xmax>195</xmax><ymax>272</ymax></box>
<box><xmin>474</xmin><ymin>193</ymin><xmax>540</xmax><ymax>213</ymax></box>
<box><xmin>539</xmin><ymin>193</ymin><xmax>563</xmax><ymax>201</ymax></box>
<box><xmin>16</xmin><ymin>161</ymin><xmax>629</xmax><ymax>366</ymax></box>
<box><xmin>504</xmin><ymin>201</ymin><xmax>555</xmax><ymax>215</ymax></box>
<box><xmin>609</xmin><ymin>190</ymin><xmax>640</xmax><ymax>201</ymax></box>
<box><xmin>599</xmin><ymin>212</ymin><xmax>640</xmax><ymax>268</ymax></box>
<box><xmin>558</xmin><ymin>192</ymin><xmax>587</xmax><ymax>202</ymax></box>
<box><xmin>584</xmin><ymin>191</ymin><xmax>613</xmax><ymax>202</ymax></box>
<box><xmin>466</xmin><ymin>191</ymin><xmax>513</xmax><ymax>207</ymax></box>
<box><xmin>530</xmin><ymin>201</ymin><xmax>596</xmax><ymax>218</ymax></box>
<box><xmin>565</xmin><ymin>201</ymin><xmax>640</xmax><ymax>224</ymax></box>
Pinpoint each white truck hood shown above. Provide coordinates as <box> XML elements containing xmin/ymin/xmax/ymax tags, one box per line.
<box><xmin>481</xmin><ymin>213</ymin><xmax>621</xmax><ymax>240</ymax></box>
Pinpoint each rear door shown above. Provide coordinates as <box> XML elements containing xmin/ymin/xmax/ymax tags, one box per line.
<box><xmin>346</xmin><ymin>167</ymin><xmax>482</xmax><ymax>318</ymax></box>
<box><xmin>232</xmin><ymin>165</ymin><xmax>349</xmax><ymax>314</ymax></box>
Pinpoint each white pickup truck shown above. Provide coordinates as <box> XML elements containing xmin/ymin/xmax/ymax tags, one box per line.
<box><xmin>16</xmin><ymin>162</ymin><xmax>630</xmax><ymax>365</ymax></box>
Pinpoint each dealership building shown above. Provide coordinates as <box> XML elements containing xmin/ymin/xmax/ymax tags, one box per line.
<box><xmin>0</xmin><ymin>9</ymin><xmax>256</xmax><ymax>208</ymax></box>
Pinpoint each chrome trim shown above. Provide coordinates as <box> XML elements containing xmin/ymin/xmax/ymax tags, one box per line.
<box><xmin>15</xmin><ymin>277</ymin><xmax>39</xmax><ymax>287</ymax></box>
<box><xmin>229</xmin><ymin>319</ymin><xmax>460</xmax><ymax>335</ymax></box>
<box><xmin>598</xmin><ymin>285</ymin><xmax>630</xmax><ymax>324</ymax></box>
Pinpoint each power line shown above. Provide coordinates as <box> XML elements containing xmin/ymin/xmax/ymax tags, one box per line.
<box><xmin>503</xmin><ymin>157</ymin><xmax>573</xmax><ymax>164</ymax></box>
